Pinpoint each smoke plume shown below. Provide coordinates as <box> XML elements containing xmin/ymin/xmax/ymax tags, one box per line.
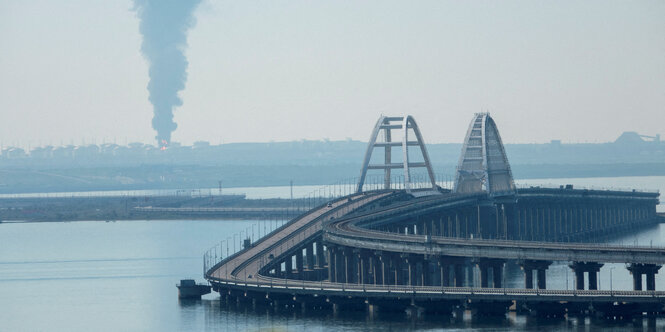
<box><xmin>133</xmin><ymin>0</ymin><xmax>202</xmax><ymax>147</ymax></box>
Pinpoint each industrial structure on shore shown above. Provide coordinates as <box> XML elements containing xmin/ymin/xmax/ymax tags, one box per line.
<box><xmin>204</xmin><ymin>114</ymin><xmax>663</xmax><ymax>318</ymax></box>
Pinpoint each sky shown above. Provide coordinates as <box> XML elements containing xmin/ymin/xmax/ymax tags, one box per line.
<box><xmin>1</xmin><ymin>0</ymin><xmax>664</xmax><ymax>149</ymax></box>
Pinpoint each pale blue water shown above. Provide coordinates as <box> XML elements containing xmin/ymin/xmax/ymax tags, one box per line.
<box><xmin>1</xmin><ymin>220</ymin><xmax>665</xmax><ymax>331</ymax></box>
<box><xmin>1</xmin><ymin>176</ymin><xmax>665</xmax><ymax>331</ymax></box>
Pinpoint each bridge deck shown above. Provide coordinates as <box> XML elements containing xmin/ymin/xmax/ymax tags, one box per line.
<box><xmin>207</xmin><ymin>192</ymin><xmax>391</xmax><ymax>282</ymax></box>
<box><xmin>206</xmin><ymin>190</ymin><xmax>665</xmax><ymax>305</ymax></box>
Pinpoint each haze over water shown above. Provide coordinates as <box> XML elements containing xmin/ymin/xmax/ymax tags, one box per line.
<box><xmin>1</xmin><ymin>176</ymin><xmax>664</xmax><ymax>331</ymax></box>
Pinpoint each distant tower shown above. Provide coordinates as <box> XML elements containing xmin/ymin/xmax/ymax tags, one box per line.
<box><xmin>357</xmin><ymin>115</ymin><xmax>437</xmax><ymax>194</ymax></box>
<box><xmin>454</xmin><ymin>113</ymin><xmax>515</xmax><ymax>196</ymax></box>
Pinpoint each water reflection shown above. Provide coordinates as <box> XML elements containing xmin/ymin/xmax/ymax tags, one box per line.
<box><xmin>186</xmin><ymin>298</ymin><xmax>664</xmax><ymax>331</ymax></box>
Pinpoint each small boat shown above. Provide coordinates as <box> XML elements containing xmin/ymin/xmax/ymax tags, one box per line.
<box><xmin>176</xmin><ymin>279</ymin><xmax>211</xmax><ymax>299</ymax></box>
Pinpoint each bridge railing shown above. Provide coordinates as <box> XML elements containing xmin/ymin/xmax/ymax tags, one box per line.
<box><xmin>201</xmin><ymin>177</ymin><xmax>401</xmax><ymax>277</ymax></box>
<box><xmin>356</xmin><ymin>172</ymin><xmax>454</xmax><ymax>192</ymax></box>
<box><xmin>515</xmin><ymin>182</ymin><xmax>660</xmax><ymax>194</ymax></box>
<box><xmin>208</xmin><ymin>272</ymin><xmax>665</xmax><ymax>299</ymax></box>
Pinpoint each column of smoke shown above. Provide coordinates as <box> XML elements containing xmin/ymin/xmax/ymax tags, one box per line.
<box><xmin>134</xmin><ymin>0</ymin><xmax>202</xmax><ymax>149</ymax></box>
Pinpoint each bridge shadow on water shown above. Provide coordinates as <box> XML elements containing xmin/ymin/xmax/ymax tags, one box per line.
<box><xmin>177</xmin><ymin>297</ymin><xmax>665</xmax><ymax>331</ymax></box>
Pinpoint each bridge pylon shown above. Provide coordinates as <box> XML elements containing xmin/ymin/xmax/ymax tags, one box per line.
<box><xmin>454</xmin><ymin>113</ymin><xmax>515</xmax><ymax>196</ymax></box>
<box><xmin>357</xmin><ymin>115</ymin><xmax>437</xmax><ymax>194</ymax></box>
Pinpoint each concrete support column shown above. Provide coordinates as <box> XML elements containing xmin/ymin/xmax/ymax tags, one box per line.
<box><xmin>524</xmin><ymin>268</ymin><xmax>533</xmax><ymax>289</ymax></box>
<box><xmin>377</xmin><ymin>252</ymin><xmax>390</xmax><ymax>285</ymax></box>
<box><xmin>306</xmin><ymin>243</ymin><xmax>314</xmax><ymax>270</ymax></box>
<box><xmin>295</xmin><ymin>249</ymin><xmax>304</xmax><ymax>277</ymax></box>
<box><xmin>454</xmin><ymin>263</ymin><xmax>464</xmax><ymax>287</ymax></box>
<box><xmin>354</xmin><ymin>250</ymin><xmax>362</xmax><ymax>284</ymax></box>
<box><xmin>439</xmin><ymin>259</ymin><xmax>450</xmax><ymax>287</ymax></box>
<box><xmin>285</xmin><ymin>256</ymin><xmax>293</xmax><ymax>279</ymax></box>
<box><xmin>406</xmin><ymin>255</ymin><xmax>419</xmax><ymax>286</ymax></box>
<box><xmin>335</xmin><ymin>249</ymin><xmax>345</xmax><ymax>283</ymax></box>
<box><xmin>575</xmin><ymin>270</ymin><xmax>585</xmax><ymax>290</ymax></box>
<box><xmin>588</xmin><ymin>270</ymin><xmax>598</xmax><ymax>290</ymax></box>
<box><xmin>327</xmin><ymin>247</ymin><xmax>335</xmax><ymax>282</ymax></box>
<box><xmin>360</xmin><ymin>252</ymin><xmax>370</xmax><ymax>284</ymax></box>
<box><xmin>537</xmin><ymin>269</ymin><xmax>546</xmax><ymax>290</ymax></box>
<box><xmin>343</xmin><ymin>250</ymin><xmax>350</xmax><ymax>283</ymax></box>
<box><xmin>494</xmin><ymin>263</ymin><xmax>504</xmax><ymax>288</ymax></box>
<box><xmin>422</xmin><ymin>259</ymin><xmax>432</xmax><ymax>286</ymax></box>
<box><xmin>368</xmin><ymin>254</ymin><xmax>376</xmax><ymax>285</ymax></box>
<box><xmin>647</xmin><ymin>272</ymin><xmax>656</xmax><ymax>291</ymax></box>
<box><xmin>393</xmin><ymin>254</ymin><xmax>403</xmax><ymax>285</ymax></box>
<box><xmin>316</xmin><ymin>242</ymin><xmax>325</xmax><ymax>268</ymax></box>
<box><xmin>479</xmin><ymin>265</ymin><xmax>489</xmax><ymax>288</ymax></box>
<box><xmin>634</xmin><ymin>272</ymin><xmax>643</xmax><ymax>290</ymax></box>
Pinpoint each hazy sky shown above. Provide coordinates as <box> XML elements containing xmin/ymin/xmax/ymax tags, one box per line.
<box><xmin>1</xmin><ymin>0</ymin><xmax>664</xmax><ymax>148</ymax></box>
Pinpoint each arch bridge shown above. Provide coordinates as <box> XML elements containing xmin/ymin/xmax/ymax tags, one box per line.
<box><xmin>204</xmin><ymin>114</ymin><xmax>664</xmax><ymax>317</ymax></box>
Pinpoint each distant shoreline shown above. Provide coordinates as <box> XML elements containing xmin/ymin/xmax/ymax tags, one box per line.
<box><xmin>1</xmin><ymin>162</ymin><xmax>664</xmax><ymax>195</ymax></box>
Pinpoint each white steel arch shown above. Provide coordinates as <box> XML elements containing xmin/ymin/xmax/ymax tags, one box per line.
<box><xmin>357</xmin><ymin>115</ymin><xmax>437</xmax><ymax>194</ymax></box>
<box><xmin>454</xmin><ymin>113</ymin><xmax>515</xmax><ymax>196</ymax></box>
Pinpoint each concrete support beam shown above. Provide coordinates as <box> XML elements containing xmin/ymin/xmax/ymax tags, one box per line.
<box><xmin>524</xmin><ymin>268</ymin><xmax>534</xmax><ymax>289</ymax></box>
<box><xmin>405</xmin><ymin>254</ymin><xmax>420</xmax><ymax>286</ymax></box>
<box><xmin>454</xmin><ymin>264</ymin><xmax>464</xmax><ymax>287</ymax></box>
<box><xmin>295</xmin><ymin>249</ymin><xmax>304</xmax><ymax>277</ymax></box>
<box><xmin>537</xmin><ymin>269</ymin><xmax>546</xmax><ymax>290</ymax></box>
<box><xmin>477</xmin><ymin>259</ymin><xmax>506</xmax><ymax>288</ymax></box>
<box><xmin>328</xmin><ymin>246</ymin><xmax>336</xmax><ymax>282</ymax></box>
<box><xmin>569</xmin><ymin>262</ymin><xmax>604</xmax><ymax>290</ymax></box>
<box><xmin>285</xmin><ymin>256</ymin><xmax>293</xmax><ymax>279</ymax></box>
<box><xmin>306</xmin><ymin>243</ymin><xmax>314</xmax><ymax>270</ymax></box>
<box><xmin>575</xmin><ymin>269</ymin><xmax>584</xmax><ymax>290</ymax></box>
<box><xmin>316</xmin><ymin>242</ymin><xmax>325</xmax><ymax>268</ymax></box>
<box><xmin>438</xmin><ymin>258</ymin><xmax>450</xmax><ymax>287</ymax></box>
<box><xmin>628</xmin><ymin>263</ymin><xmax>662</xmax><ymax>291</ymax></box>
<box><xmin>519</xmin><ymin>260</ymin><xmax>551</xmax><ymax>289</ymax></box>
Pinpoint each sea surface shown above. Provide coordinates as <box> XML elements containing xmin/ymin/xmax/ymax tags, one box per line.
<box><xmin>1</xmin><ymin>176</ymin><xmax>665</xmax><ymax>331</ymax></box>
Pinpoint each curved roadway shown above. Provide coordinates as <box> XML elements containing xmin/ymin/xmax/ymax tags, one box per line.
<box><xmin>205</xmin><ymin>190</ymin><xmax>665</xmax><ymax>304</ymax></box>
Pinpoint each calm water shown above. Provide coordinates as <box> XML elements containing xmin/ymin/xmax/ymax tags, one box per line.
<box><xmin>1</xmin><ymin>176</ymin><xmax>665</xmax><ymax>331</ymax></box>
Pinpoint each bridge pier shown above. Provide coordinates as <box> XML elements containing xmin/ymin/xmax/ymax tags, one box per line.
<box><xmin>306</xmin><ymin>242</ymin><xmax>314</xmax><ymax>270</ymax></box>
<box><xmin>405</xmin><ymin>254</ymin><xmax>421</xmax><ymax>286</ymax></box>
<box><xmin>569</xmin><ymin>262</ymin><xmax>603</xmax><ymax>290</ymax></box>
<box><xmin>438</xmin><ymin>257</ymin><xmax>450</xmax><ymax>287</ymax></box>
<box><xmin>476</xmin><ymin>259</ymin><xmax>505</xmax><ymax>288</ymax></box>
<box><xmin>454</xmin><ymin>263</ymin><xmax>465</xmax><ymax>287</ymax></box>
<box><xmin>316</xmin><ymin>241</ymin><xmax>325</xmax><ymax>268</ymax></box>
<box><xmin>285</xmin><ymin>255</ymin><xmax>294</xmax><ymax>279</ymax></box>
<box><xmin>627</xmin><ymin>263</ymin><xmax>662</xmax><ymax>291</ymax></box>
<box><xmin>519</xmin><ymin>260</ymin><xmax>551</xmax><ymax>289</ymax></box>
<box><xmin>342</xmin><ymin>248</ymin><xmax>351</xmax><ymax>283</ymax></box>
<box><xmin>295</xmin><ymin>249</ymin><xmax>304</xmax><ymax>279</ymax></box>
<box><xmin>327</xmin><ymin>245</ymin><xmax>336</xmax><ymax>282</ymax></box>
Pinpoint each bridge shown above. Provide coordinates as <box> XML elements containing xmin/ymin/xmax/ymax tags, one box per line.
<box><xmin>204</xmin><ymin>114</ymin><xmax>664</xmax><ymax>318</ymax></box>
